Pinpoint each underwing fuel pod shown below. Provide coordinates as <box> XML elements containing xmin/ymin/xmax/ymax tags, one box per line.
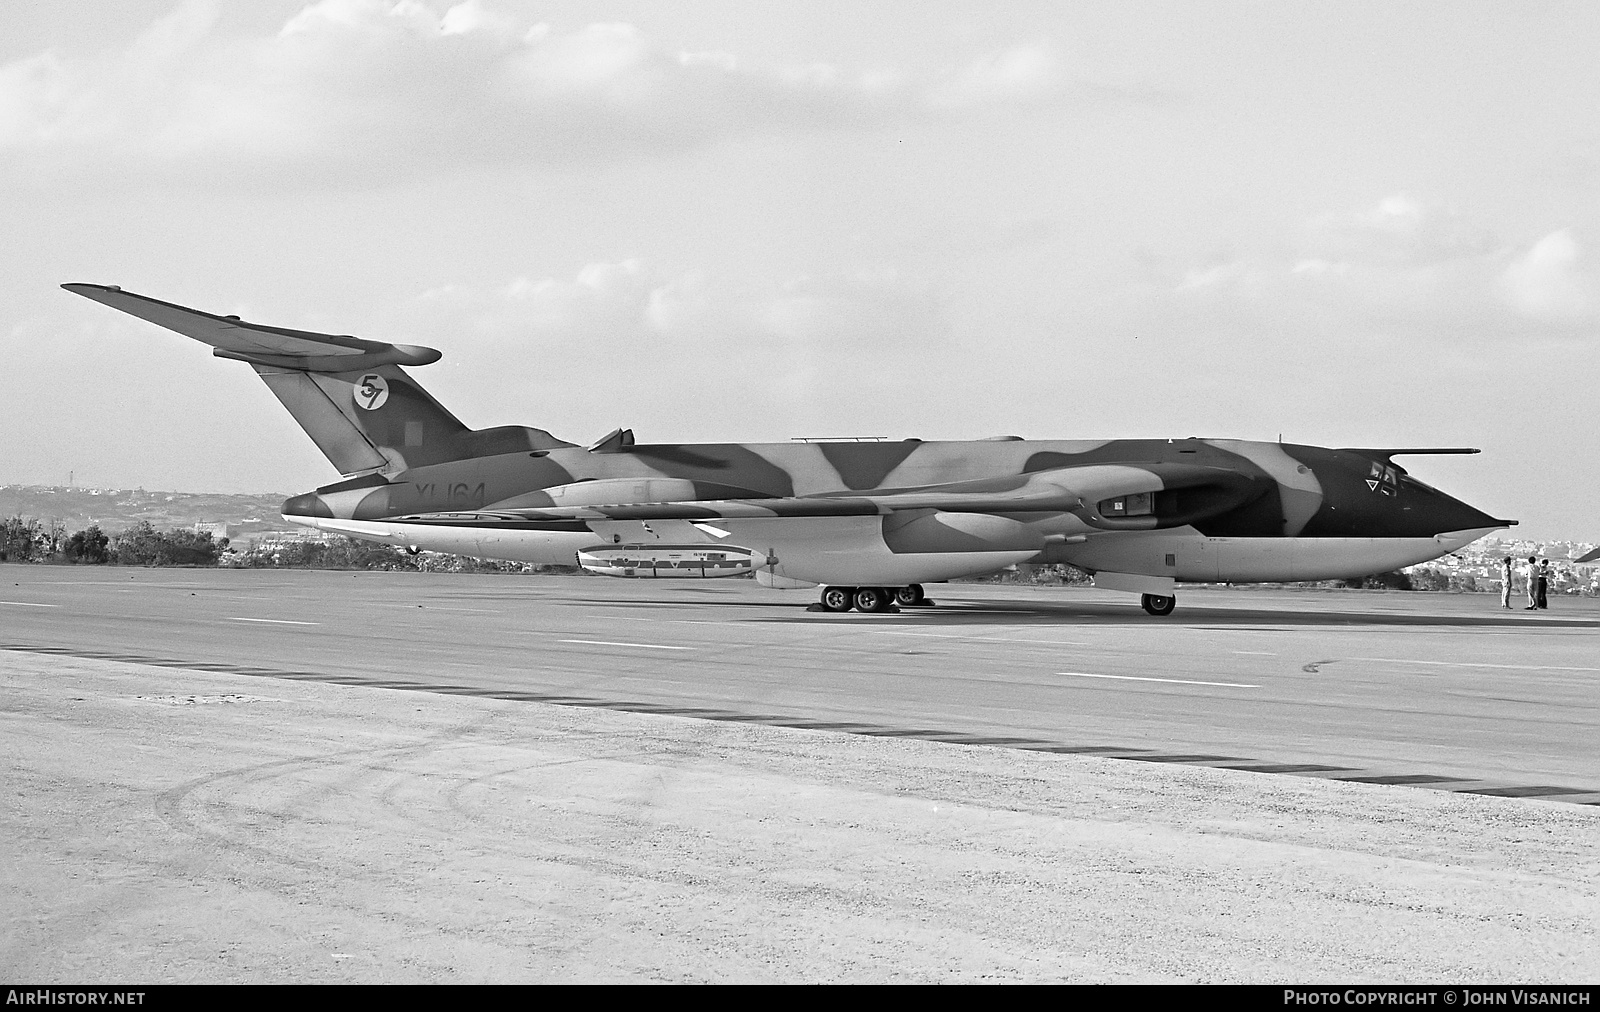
<box><xmin>65</xmin><ymin>283</ymin><xmax>1517</xmax><ymax>616</ymax></box>
<box><xmin>576</xmin><ymin>544</ymin><xmax>761</xmax><ymax>578</ymax></box>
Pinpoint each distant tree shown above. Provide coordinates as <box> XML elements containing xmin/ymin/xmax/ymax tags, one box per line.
<box><xmin>964</xmin><ymin>563</ymin><xmax>1095</xmax><ymax>586</ymax></box>
<box><xmin>109</xmin><ymin>521</ymin><xmax>162</xmax><ymax>565</ymax></box>
<box><xmin>153</xmin><ymin>528</ymin><xmax>225</xmax><ymax>566</ymax></box>
<box><xmin>1404</xmin><ymin>567</ymin><xmax>1452</xmax><ymax>592</ymax></box>
<box><xmin>1343</xmin><ymin>570</ymin><xmax>1414</xmax><ymax>590</ymax></box>
<box><xmin>231</xmin><ymin>536</ymin><xmax>419</xmax><ymax>571</ymax></box>
<box><xmin>63</xmin><ymin>525</ymin><xmax>111</xmax><ymax>564</ymax></box>
<box><xmin>424</xmin><ymin>552</ymin><xmax>571</xmax><ymax>574</ymax></box>
<box><xmin>0</xmin><ymin>517</ymin><xmax>45</xmax><ymax>562</ymax></box>
<box><xmin>109</xmin><ymin>521</ymin><xmax>225</xmax><ymax>566</ymax></box>
<box><xmin>224</xmin><ymin>535</ymin><xmax>565</xmax><ymax>573</ymax></box>
<box><xmin>1402</xmin><ymin>567</ymin><xmax>1484</xmax><ymax>593</ymax></box>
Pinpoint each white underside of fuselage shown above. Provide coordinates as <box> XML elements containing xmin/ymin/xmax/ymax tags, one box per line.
<box><xmin>1052</xmin><ymin>526</ymin><xmax>1499</xmax><ymax>583</ymax></box>
<box><xmin>288</xmin><ymin>515</ymin><xmax>604</xmax><ymax>565</ymax></box>
<box><xmin>285</xmin><ymin>514</ymin><xmax>1501</xmax><ymax>590</ymax></box>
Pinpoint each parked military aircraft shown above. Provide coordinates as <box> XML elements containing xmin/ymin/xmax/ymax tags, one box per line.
<box><xmin>65</xmin><ymin>283</ymin><xmax>1515</xmax><ymax>615</ymax></box>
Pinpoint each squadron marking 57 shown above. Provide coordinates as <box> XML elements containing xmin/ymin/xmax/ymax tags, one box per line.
<box><xmin>66</xmin><ymin>283</ymin><xmax>1515</xmax><ymax>615</ymax></box>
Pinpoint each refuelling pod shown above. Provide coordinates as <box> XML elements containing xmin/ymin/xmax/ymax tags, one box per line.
<box><xmin>577</xmin><ymin>544</ymin><xmax>760</xmax><ymax>578</ymax></box>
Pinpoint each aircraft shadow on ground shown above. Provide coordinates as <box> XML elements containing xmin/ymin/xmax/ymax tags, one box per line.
<box><xmin>566</xmin><ymin>595</ymin><xmax>1600</xmax><ymax>629</ymax></box>
<box><xmin>819</xmin><ymin>602</ymin><xmax>1600</xmax><ymax>629</ymax></box>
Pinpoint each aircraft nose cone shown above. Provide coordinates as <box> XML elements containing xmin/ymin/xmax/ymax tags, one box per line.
<box><xmin>1405</xmin><ymin>485</ymin><xmax>1509</xmax><ymax>536</ymax></box>
<box><xmin>1294</xmin><ymin>448</ymin><xmax>1513</xmax><ymax>538</ymax></box>
<box><xmin>281</xmin><ymin>492</ymin><xmax>332</xmax><ymax>519</ymax></box>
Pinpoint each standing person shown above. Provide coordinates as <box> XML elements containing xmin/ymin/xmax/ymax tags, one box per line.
<box><xmin>1501</xmin><ymin>556</ymin><xmax>1514</xmax><ymax>609</ymax></box>
<box><xmin>1537</xmin><ymin>558</ymin><xmax>1550</xmax><ymax>609</ymax></box>
<box><xmin>1525</xmin><ymin>556</ymin><xmax>1539</xmax><ymax>609</ymax></box>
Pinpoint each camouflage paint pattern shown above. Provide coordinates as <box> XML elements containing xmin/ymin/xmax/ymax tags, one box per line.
<box><xmin>66</xmin><ymin>283</ymin><xmax>1514</xmax><ymax>589</ymax></box>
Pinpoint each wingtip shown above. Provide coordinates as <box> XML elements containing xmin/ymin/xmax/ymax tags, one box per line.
<box><xmin>62</xmin><ymin>282</ymin><xmax>121</xmax><ymax>294</ymax></box>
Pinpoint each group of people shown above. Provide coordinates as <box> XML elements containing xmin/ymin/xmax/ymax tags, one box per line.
<box><xmin>1500</xmin><ymin>555</ymin><xmax>1552</xmax><ymax>610</ymax></box>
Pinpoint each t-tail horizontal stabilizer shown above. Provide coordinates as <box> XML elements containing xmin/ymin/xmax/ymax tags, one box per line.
<box><xmin>62</xmin><ymin>283</ymin><xmax>442</xmax><ymax>372</ymax></box>
<box><xmin>63</xmin><ymin>283</ymin><xmax>572</xmax><ymax>477</ymax></box>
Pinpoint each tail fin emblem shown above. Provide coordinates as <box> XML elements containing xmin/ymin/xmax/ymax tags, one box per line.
<box><xmin>355</xmin><ymin>374</ymin><xmax>389</xmax><ymax>410</ymax></box>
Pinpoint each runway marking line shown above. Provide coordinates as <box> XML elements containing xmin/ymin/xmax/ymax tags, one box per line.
<box><xmin>1061</xmin><ymin>671</ymin><xmax>1260</xmax><ymax>688</ymax></box>
<box><xmin>557</xmin><ymin>639</ymin><xmax>692</xmax><ymax>651</ymax></box>
<box><xmin>0</xmin><ymin>601</ymin><xmax>58</xmax><ymax>607</ymax></box>
<box><xmin>227</xmin><ymin>617</ymin><xmax>321</xmax><ymax>626</ymax></box>
<box><xmin>867</xmin><ymin>629</ymin><xmax>1089</xmax><ymax>647</ymax></box>
<box><xmin>1233</xmin><ymin>650</ymin><xmax>1276</xmax><ymax>656</ymax></box>
<box><xmin>1359</xmin><ymin>656</ymin><xmax>1600</xmax><ymax>673</ymax></box>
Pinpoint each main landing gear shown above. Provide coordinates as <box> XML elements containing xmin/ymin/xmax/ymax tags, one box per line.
<box><xmin>814</xmin><ymin>585</ymin><xmax>1175</xmax><ymax>615</ymax></box>
<box><xmin>815</xmin><ymin>584</ymin><xmax>934</xmax><ymax>613</ymax></box>
<box><xmin>1141</xmin><ymin>593</ymin><xmax>1176</xmax><ymax>616</ymax></box>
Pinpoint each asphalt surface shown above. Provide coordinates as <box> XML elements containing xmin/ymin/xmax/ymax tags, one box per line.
<box><xmin>4</xmin><ymin>565</ymin><xmax>1598</xmax><ymax>800</ymax></box>
<box><xmin>5</xmin><ymin>564</ymin><xmax>1600</xmax><ymax>982</ymax></box>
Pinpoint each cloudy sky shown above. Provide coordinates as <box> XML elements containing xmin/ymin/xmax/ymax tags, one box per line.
<box><xmin>3</xmin><ymin>0</ymin><xmax>1597</xmax><ymax>540</ymax></box>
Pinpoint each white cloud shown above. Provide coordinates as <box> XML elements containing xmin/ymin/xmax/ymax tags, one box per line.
<box><xmin>1500</xmin><ymin>229</ymin><xmax>1593</xmax><ymax>320</ymax></box>
<box><xmin>0</xmin><ymin>0</ymin><xmax>223</xmax><ymax>154</ymax></box>
<box><xmin>437</xmin><ymin>1</ymin><xmax>514</xmax><ymax>38</ymax></box>
<box><xmin>382</xmin><ymin>259</ymin><xmax>950</xmax><ymax>440</ymax></box>
<box><xmin>1302</xmin><ymin>193</ymin><xmax>1495</xmax><ymax>267</ymax></box>
<box><xmin>928</xmin><ymin>42</ymin><xmax>1067</xmax><ymax>109</ymax></box>
<box><xmin>1164</xmin><ymin>196</ymin><xmax>1599</xmax><ymax>341</ymax></box>
<box><xmin>1177</xmin><ymin>261</ymin><xmax>1250</xmax><ymax>292</ymax></box>
<box><xmin>0</xmin><ymin>0</ymin><xmax>1081</xmax><ymax>184</ymax></box>
<box><xmin>1289</xmin><ymin>259</ymin><xmax>1348</xmax><ymax>277</ymax></box>
<box><xmin>403</xmin><ymin>259</ymin><xmax>944</xmax><ymax>352</ymax></box>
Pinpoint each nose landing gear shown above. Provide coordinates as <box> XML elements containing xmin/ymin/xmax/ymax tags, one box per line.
<box><xmin>1141</xmin><ymin>593</ymin><xmax>1176</xmax><ymax>616</ymax></box>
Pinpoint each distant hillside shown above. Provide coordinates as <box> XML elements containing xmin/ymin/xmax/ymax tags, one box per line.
<box><xmin>0</xmin><ymin>485</ymin><xmax>297</xmax><ymax>537</ymax></box>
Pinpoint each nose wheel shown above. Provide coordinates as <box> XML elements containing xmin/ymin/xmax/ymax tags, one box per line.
<box><xmin>1141</xmin><ymin>593</ymin><xmax>1176</xmax><ymax>616</ymax></box>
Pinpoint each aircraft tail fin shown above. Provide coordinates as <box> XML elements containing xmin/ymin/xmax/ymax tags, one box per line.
<box><xmin>252</xmin><ymin>362</ymin><xmax>469</xmax><ymax>474</ymax></box>
<box><xmin>64</xmin><ymin>283</ymin><xmax>572</xmax><ymax>475</ymax></box>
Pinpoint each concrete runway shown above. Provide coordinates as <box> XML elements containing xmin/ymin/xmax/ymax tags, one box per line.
<box><xmin>4</xmin><ymin>565</ymin><xmax>1599</xmax><ymax>982</ymax></box>
<box><xmin>4</xmin><ymin>566</ymin><xmax>1599</xmax><ymax>799</ymax></box>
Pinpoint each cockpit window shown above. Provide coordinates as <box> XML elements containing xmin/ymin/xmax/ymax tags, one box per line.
<box><xmin>1366</xmin><ymin>462</ymin><xmax>1400</xmax><ymax>497</ymax></box>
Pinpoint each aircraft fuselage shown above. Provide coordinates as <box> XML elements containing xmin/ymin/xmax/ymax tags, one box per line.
<box><xmin>281</xmin><ymin>435</ymin><xmax>1508</xmax><ymax>591</ymax></box>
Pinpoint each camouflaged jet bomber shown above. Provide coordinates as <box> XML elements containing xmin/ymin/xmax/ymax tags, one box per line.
<box><xmin>66</xmin><ymin>283</ymin><xmax>1516</xmax><ymax>615</ymax></box>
